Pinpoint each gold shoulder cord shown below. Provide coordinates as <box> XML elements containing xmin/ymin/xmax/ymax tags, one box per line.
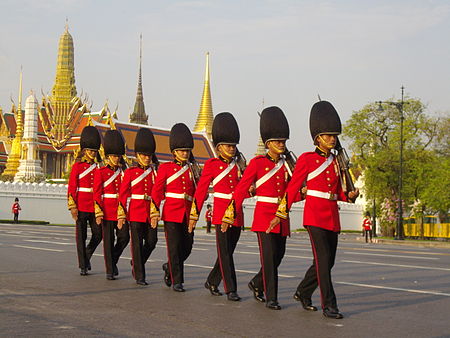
<box><xmin>275</xmin><ymin>193</ymin><xmax>289</xmax><ymax>220</ymax></box>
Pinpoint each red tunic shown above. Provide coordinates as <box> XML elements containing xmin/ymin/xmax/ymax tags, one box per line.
<box><xmin>285</xmin><ymin>151</ymin><xmax>347</xmax><ymax>232</ymax></box>
<box><xmin>192</xmin><ymin>157</ymin><xmax>243</xmax><ymax>227</ymax></box>
<box><xmin>363</xmin><ymin>218</ymin><xmax>372</xmax><ymax>230</ymax></box>
<box><xmin>12</xmin><ymin>202</ymin><xmax>21</xmax><ymax>213</ymax></box>
<box><xmin>233</xmin><ymin>155</ymin><xmax>290</xmax><ymax>235</ymax></box>
<box><xmin>205</xmin><ymin>209</ymin><xmax>212</xmax><ymax>222</ymax></box>
<box><xmin>93</xmin><ymin>166</ymin><xmax>122</xmax><ymax>221</ymax></box>
<box><xmin>68</xmin><ymin>161</ymin><xmax>98</xmax><ymax>213</ymax></box>
<box><xmin>151</xmin><ymin>161</ymin><xmax>195</xmax><ymax>223</ymax></box>
<box><xmin>119</xmin><ymin>166</ymin><xmax>155</xmax><ymax>223</ymax></box>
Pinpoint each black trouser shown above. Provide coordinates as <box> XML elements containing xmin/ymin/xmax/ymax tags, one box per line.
<box><xmin>164</xmin><ymin>221</ymin><xmax>194</xmax><ymax>285</ymax></box>
<box><xmin>13</xmin><ymin>213</ymin><xmax>19</xmax><ymax>223</ymax></box>
<box><xmin>251</xmin><ymin>232</ymin><xmax>286</xmax><ymax>302</ymax></box>
<box><xmin>206</xmin><ymin>221</ymin><xmax>212</xmax><ymax>233</ymax></box>
<box><xmin>75</xmin><ymin>211</ymin><xmax>102</xmax><ymax>270</ymax></box>
<box><xmin>364</xmin><ymin>229</ymin><xmax>372</xmax><ymax>243</ymax></box>
<box><xmin>102</xmin><ymin>220</ymin><xmax>130</xmax><ymax>276</ymax></box>
<box><xmin>298</xmin><ymin>226</ymin><xmax>338</xmax><ymax>310</ymax></box>
<box><xmin>207</xmin><ymin>225</ymin><xmax>241</xmax><ymax>293</ymax></box>
<box><xmin>129</xmin><ymin>221</ymin><xmax>158</xmax><ymax>282</ymax></box>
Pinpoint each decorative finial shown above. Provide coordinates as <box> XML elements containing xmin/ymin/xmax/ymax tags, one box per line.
<box><xmin>65</xmin><ymin>17</ymin><xmax>69</xmax><ymax>32</ymax></box>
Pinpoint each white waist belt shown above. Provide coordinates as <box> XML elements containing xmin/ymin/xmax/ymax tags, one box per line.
<box><xmin>131</xmin><ymin>194</ymin><xmax>151</xmax><ymax>200</ymax></box>
<box><xmin>102</xmin><ymin>193</ymin><xmax>118</xmax><ymax>199</ymax></box>
<box><xmin>77</xmin><ymin>187</ymin><xmax>93</xmax><ymax>193</ymax></box>
<box><xmin>213</xmin><ymin>192</ymin><xmax>232</xmax><ymax>200</ymax></box>
<box><xmin>166</xmin><ymin>192</ymin><xmax>193</xmax><ymax>201</ymax></box>
<box><xmin>307</xmin><ymin>190</ymin><xmax>338</xmax><ymax>200</ymax></box>
<box><xmin>255</xmin><ymin>196</ymin><xmax>279</xmax><ymax>204</ymax></box>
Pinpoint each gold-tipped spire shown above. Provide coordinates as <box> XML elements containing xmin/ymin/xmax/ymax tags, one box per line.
<box><xmin>255</xmin><ymin>99</ymin><xmax>266</xmax><ymax>156</ymax></box>
<box><xmin>2</xmin><ymin>68</ymin><xmax>24</xmax><ymax>178</ymax></box>
<box><xmin>194</xmin><ymin>52</ymin><xmax>213</xmax><ymax>139</ymax></box>
<box><xmin>129</xmin><ymin>34</ymin><xmax>148</xmax><ymax>125</ymax></box>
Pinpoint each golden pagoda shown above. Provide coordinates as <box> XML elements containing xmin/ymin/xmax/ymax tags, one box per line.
<box><xmin>2</xmin><ymin>70</ymin><xmax>24</xmax><ymax>178</ymax></box>
<box><xmin>129</xmin><ymin>34</ymin><xmax>148</xmax><ymax>125</ymax></box>
<box><xmin>193</xmin><ymin>52</ymin><xmax>213</xmax><ymax>139</ymax></box>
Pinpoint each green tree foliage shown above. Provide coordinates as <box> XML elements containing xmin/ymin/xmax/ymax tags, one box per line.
<box><xmin>342</xmin><ymin>98</ymin><xmax>448</xmax><ymax>232</ymax></box>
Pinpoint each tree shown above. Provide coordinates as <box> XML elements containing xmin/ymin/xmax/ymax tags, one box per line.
<box><xmin>342</xmin><ymin>97</ymin><xmax>443</xmax><ymax>235</ymax></box>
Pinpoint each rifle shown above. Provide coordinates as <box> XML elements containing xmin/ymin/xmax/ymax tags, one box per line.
<box><xmin>334</xmin><ymin>138</ymin><xmax>355</xmax><ymax>192</ymax></box>
<box><xmin>188</xmin><ymin>152</ymin><xmax>202</xmax><ymax>187</ymax></box>
<box><xmin>283</xmin><ymin>148</ymin><xmax>297</xmax><ymax>178</ymax></box>
<box><xmin>235</xmin><ymin>148</ymin><xmax>247</xmax><ymax>175</ymax></box>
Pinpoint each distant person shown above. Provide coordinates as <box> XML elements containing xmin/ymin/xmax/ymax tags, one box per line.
<box><xmin>12</xmin><ymin>197</ymin><xmax>21</xmax><ymax>223</ymax></box>
<box><xmin>362</xmin><ymin>212</ymin><xmax>372</xmax><ymax>243</ymax></box>
<box><xmin>205</xmin><ymin>204</ymin><xmax>213</xmax><ymax>233</ymax></box>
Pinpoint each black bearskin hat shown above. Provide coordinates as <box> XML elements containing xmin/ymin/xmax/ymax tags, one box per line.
<box><xmin>103</xmin><ymin>130</ymin><xmax>125</xmax><ymax>156</ymax></box>
<box><xmin>309</xmin><ymin>101</ymin><xmax>342</xmax><ymax>141</ymax></box>
<box><xmin>260</xmin><ymin>106</ymin><xmax>290</xmax><ymax>144</ymax></box>
<box><xmin>80</xmin><ymin>126</ymin><xmax>101</xmax><ymax>150</ymax></box>
<box><xmin>134</xmin><ymin>128</ymin><xmax>156</xmax><ymax>155</ymax></box>
<box><xmin>212</xmin><ymin>112</ymin><xmax>240</xmax><ymax>147</ymax></box>
<box><xmin>169</xmin><ymin>123</ymin><xmax>194</xmax><ymax>151</ymax></box>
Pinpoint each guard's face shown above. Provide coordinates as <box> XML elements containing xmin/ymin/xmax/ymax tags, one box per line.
<box><xmin>267</xmin><ymin>140</ymin><xmax>286</xmax><ymax>154</ymax></box>
<box><xmin>108</xmin><ymin>155</ymin><xmax>120</xmax><ymax>167</ymax></box>
<box><xmin>217</xmin><ymin>144</ymin><xmax>236</xmax><ymax>159</ymax></box>
<box><xmin>84</xmin><ymin>149</ymin><xmax>98</xmax><ymax>160</ymax></box>
<box><xmin>174</xmin><ymin>149</ymin><xmax>190</xmax><ymax>162</ymax></box>
<box><xmin>137</xmin><ymin>153</ymin><xmax>151</xmax><ymax>167</ymax></box>
<box><xmin>317</xmin><ymin>134</ymin><xmax>337</xmax><ymax>150</ymax></box>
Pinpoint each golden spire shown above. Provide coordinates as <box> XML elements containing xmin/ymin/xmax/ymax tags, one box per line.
<box><xmin>2</xmin><ymin>68</ymin><xmax>24</xmax><ymax>178</ymax></box>
<box><xmin>51</xmin><ymin>24</ymin><xmax>76</xmax><ymax>105</ymax></box>
<box><xmin>255</xmin><ymin>99</ymin><xmax>266</xmax><ymax>156</ymax></box>
<box><xmin>129</xmin><ymin>34</ymin><xmax>148</xmax><ymax>125</ymax></box>
<box><xmin>194</xmin><ymin>52</ymin><xmax>213</xmax><ymax>139</ymax></box>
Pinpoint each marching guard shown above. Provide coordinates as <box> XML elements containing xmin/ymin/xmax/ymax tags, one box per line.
<box><xmin>118</xmin><ymin>128</ymin><xmax>158</xmax><ymax>286</ymax></box>
<box><xmin>150</xmin><ymin>123</ymin><xmax>196</xmax><ymax>292</ymax></box>
<box><xmin>272</xmin><ymin>101</ymin><xmax>359</xmax><ymax>319</ymax></box>
<box><xmin>93</xmin><ymin>129</ymin><xmax>129</xmax><ymax>280</ymax></box>
<box><xmin>222</xmin><ymin>106</ymin><xmax>294</xmax><ymax>310</ymax></box>
<box><xmin>68</xmin><ymin>126</ymin><xmax>103</xmax><ymax>275</ymax></box>
<box><xmin>189</xmin><ymin>112</ymin><xmax>244</xmax><ymax>301</ymax></box>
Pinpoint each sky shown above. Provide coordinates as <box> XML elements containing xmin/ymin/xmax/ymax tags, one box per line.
<box><xmin>0</xmin><ymin>0</ymin><xmax>449</xmax><ymax>157</ymax></box>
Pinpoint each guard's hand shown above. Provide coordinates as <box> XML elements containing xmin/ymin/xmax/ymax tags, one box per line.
<box><xmin>96</xmin><ymin>217</ymin><xmax>103</xmax><ymax>225</ymax></box>
<box><xmin>70</xmin><ymin>208</ymin><xmax>78</xmax><ymax>221</ymax></box>
<box><xmin>188</xmin><ymin>220</ymin><xmax>197</xmax><ymax>233</ymax></box>
<box><xmin>266</xmin><ymin>216</ymin><xmax>281</xmax><ymax>234</ymax></box>
<box><xmin>248</xmin><ymin>184</ymin><xmax>256</xmax><ymax>197</ymax></box>
<box><xmin>348</xmin><ymin>188</ymin><xmax>359</xmax><ymax>201</ymax></box>
<box><xmin>221</xmin><ymin>222</ymin><xmax>229</xmax><ymax>233</ymax></box>
<box><xmin>301</xmin><ymin>186</ymin><xmax>307</xmax><ymax>195</ymax></box>
<box><xmin>150</xmin><ymin>216</ymin><xmax>160</xmax><ymax>229</ymax></box>
<box><xmin>117</xmin><ymin>218</ymin><xmax>126</xmax><ymax>230</ymax></box>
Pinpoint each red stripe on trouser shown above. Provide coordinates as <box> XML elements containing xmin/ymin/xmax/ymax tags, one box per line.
<box><xmin>102</xmin><ymin>222</ymin><xmax>107</xmax><ymax>273</ymax></box>
<box><xmin>163</xmin><ymin>225</ymin><xmax>174</xmax><ymax>285</ymax></box>
<box><xmin>256</xmin><ymin>232</ymin><xmax>267</xmax><ymax>296</ymax></box>
<box><xmin>307</xmin><ymin>226</ymin><xmax>325</xmax><ymax>309</ymax></box>
<box><xmin>216</xmin><ymin>226</ymin><xmax>228</xmax><ymax>293</ymax></box>
<box><xmin>129</xmin><ymin>225</ymin><xmax>135</xmax><ymax>279</ymax></box>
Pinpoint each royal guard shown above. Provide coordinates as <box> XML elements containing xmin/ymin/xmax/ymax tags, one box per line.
<box><xmin>93</xmin><ymin>129</ymin><xmax>129</xmax><ymax>280</ymax></box>
<box><xmin>272</xmin><ymin>101</ymin><xmax>359</xmax><ymax>319</ymax></box>
<box><xmin>12</xmin><ymin>197</ymin><xmax>21</xmax><ymax>224</ymax></box>
<box><xmin>118</xmin><ymin>128</ymin><xmax>158</xmax><ymax>286</ymax></box>
<box><xmin>222</xmin><ymin>106</ymin><xmax>294</xmax><ymax>310</ymax></box>
<box><xmin>68</xmin><ymin>126</ymin><xmax>103</xmax><ymax>276</ymax></box>
<box><xmin>150</xmin><ymin>123</ymin><xmax>196</xmax><ymax>292</ymax></box>
<box><xmin>189</xmin><ymin>112</ymin><xmax>244</xmax><ymax>302</ymax></box>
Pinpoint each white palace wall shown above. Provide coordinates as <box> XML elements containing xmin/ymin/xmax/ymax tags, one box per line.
<box><xmin>0</xmin><ymin>182</ymin><xmax>365</xmax><ymax>230</ymax></box>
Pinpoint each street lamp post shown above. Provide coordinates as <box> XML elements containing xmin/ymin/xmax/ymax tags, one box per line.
<box><xmin>378</xmin><ymin>86</ymin><xmax>405</xmax><ymax>240</ymax></box>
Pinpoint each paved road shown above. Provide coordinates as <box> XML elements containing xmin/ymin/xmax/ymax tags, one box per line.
<box><xmin>1</xmin><ymin>222</ymin><xmax>449</xmax><ymax>337</ymax></box>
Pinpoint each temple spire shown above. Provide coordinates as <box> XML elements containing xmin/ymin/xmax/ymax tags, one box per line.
<box><xmin>129</xmin><ymin>34</ymin><xmax>148</xmax><ymax>125</ymax></box>
<box><xmin>255</xmin><ymin>99</ymin><xmax>266</xmax><ymax>156</ymax></box>
<box><xmin>194</xmin><ymin>52</ymin><xmax>213</xmax><ymax>139</ymax></box>
<box><xmin>2</xmin><ymin>68</ymin><xmax>24</xmax><ymax>178</ymax></box>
